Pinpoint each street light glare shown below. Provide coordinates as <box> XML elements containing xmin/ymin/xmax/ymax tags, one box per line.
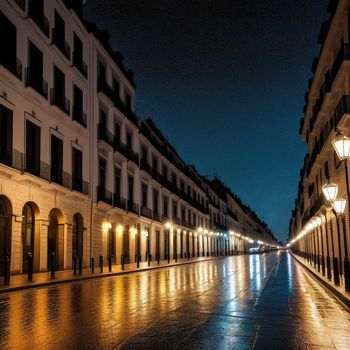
<box><xmin>331</xmin><ymin>198</ymin><xmax>347</xmax><ymax>215</ymax></box>
<box><xmin>331</xmin><ymin>131</ymin><xmax>350</xmax><ymax>160</ymax></box>
<box><xmin>322</xmin><ymin>182</ymin><xmax>338</xmax><ymax>201</ymax></box>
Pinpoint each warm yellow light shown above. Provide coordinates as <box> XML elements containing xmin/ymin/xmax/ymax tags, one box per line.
<box><xmin>103</xmin><ymin>222</ymin><xmax>112</xmax><ymax>231</ymax></box>
<box><xmin>116</xmin><ymin>224</ymin><xmax>123</xmax><ymax>235</ymax></box>
<box><xmin>315</xmin><ymin>216</ymin><xmax>322</xmax><ymax>226</ymax></box>
<box><xmin>204</xmin><ymin>229</ymin><xmax>208</xmax><ymax>234</ymax></box>
<box><xmin>165</xmin><ymin>222</ymin><xmax>172</xmax><ymax>229</ymax></box>
<box><xmin>249</xmin><ymin>239</ymin><xmax>254</xmax><ymax>243</ymax></box>
<box><xmin>331</xmin><ymin>198</ymin><xmax>346</xmax><ymax>215</ymax></box>
<box><xmin>198</xmin><ymin>227</ymin><xmax>203</xmax><ymax>233</ymax></box>
<box><xmin>332</xmin><ymin>130</ymin><xmax>350</xmax><ymax>160</ymax></box>
<box><xmin>322</xmin><ymin>182</ymin><xmax>338</xmax><ymax>201</ymax></box>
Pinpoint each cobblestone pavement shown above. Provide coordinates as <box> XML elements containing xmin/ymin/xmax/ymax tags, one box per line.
<box><xmin>0</xmin><ymin>252</ymin><xmax>349</xmax><ymax>350</ymax></box>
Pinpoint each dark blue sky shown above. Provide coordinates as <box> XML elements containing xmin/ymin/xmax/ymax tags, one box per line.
<box><xmin>84</xmin><ymin>0</ymin><xmax>328</xmax><ymax>242</ymax></box>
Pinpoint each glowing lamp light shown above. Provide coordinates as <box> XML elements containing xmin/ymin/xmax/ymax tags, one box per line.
<box><xmin>103</xmin><ymin>222</ymin><xmax>112</xmax><ymax>231</ymax></box>
<box><xmin>198</xmin><ymin>227</ymin><xmax>203</xmax><ymax>233</ymax></box>
<box><xmin>204</xmin><ymin>229</ymin><xmax>208</xmax><ymax>234</ymax></box>
<box><xmin>322</xmin><ymin>182</ymin><xmax>338</xmax><ymax>201</ymax></box>
<box><xmin>331</xmin><ymin>198</ymin><xmax>346</xmax><ymax>215</ymax></box>
<box><xmin>332</xmin><ymin>130</ymin><xmax>350</xmax><ymax>160</ymax></box>
<box><xmin>165</xmin><ymin>222</ymin><xmax>172</xmax><ymax>229</ymax></box>
<box><xmin>248</xmin><ymin>239</ymin><xmax>254</xmax><ymax>243</ymax></box>
<box><xmin>315</xmin><ymin>216</ymin><xmax>322</xmax><ymax>226</ymax></box>
<box><xmin>116</xmin><ymin>224</ymin><xmax>123</xmax><ymax>235</ymax></box>
<box><xmin>258</xmin><ymin>240</ymin><xmax>263</xmax><ymax>245</ymax></box>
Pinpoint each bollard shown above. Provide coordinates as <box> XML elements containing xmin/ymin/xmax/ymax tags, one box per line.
<box><xmin>137</xmin><ymin>254</ymin><xmax>140</xmax><ymax>268</ymax></box>
<box><xmin>50</xmin><ymin>252</ymin><xmax>55</xmax><ymax>278</ymax></box>
<box><xmin>79</xmin><ymin>257</ymin><xmax>82</xmax><ymax>275</ymax></box>
<box><xmin>73</xmin><ymin>255</ymin><xmax>77</xmax><ymax>275</ymax></box>
<box><xmin>157</xmin><ymin>253</ymin><xmax>160</xmax><ymax>265</ymax></box>
<box><xmin>91</xmin><ymin>257</ymin><xmax>95</xmax><ymax>273</ymax></box>
<box><xmin>175</xmin><ymin>253</ymin><xmax>177</xmax><ymax>263</ymax></box>
<box><xmin>148</xmin><ymin>254</ymin><xmax>151</xmax><ymax>266</ymax></box>
<box><xmin>167</xmin><ymin>252</ymin><xmax>170</xmax><ymax>264</ymax></box>
<box><xmin>27</xmin><ymin>252</ymin><xmax>33</xmax><ymax>282</ymax></box>
<box><xmin>108</xmin><ymin>256</ymin><xmax>112</xmax><ymax>272</ymax></box>
<box><xmin>4</xmin><ymin>255</ymin><xmax>10</xmax><ymax>285</ymax></box>
<box><xmin>99</xmin><ymin>255</ymin><xmax>103</xmax><ymax>273</ymax></box>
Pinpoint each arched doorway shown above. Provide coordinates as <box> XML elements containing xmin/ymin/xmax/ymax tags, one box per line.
<box><xmin>72</xmin><ymin>213</ymin><xmax>84</xmax><ymax>261</ymax></box>
<box><xmin>48</xmin><ymin>209</ymin><xmax>64</xmax><ymax>271</ymax></box>
<box><xmin>0</xmin><ymin>195</ymin><xmax>12</xmax><ymax>277</ymax></box>
<box><xmin>22</xmin><ymin>202</ymin><xmax>39</xmax><ymax>273</ymax></box>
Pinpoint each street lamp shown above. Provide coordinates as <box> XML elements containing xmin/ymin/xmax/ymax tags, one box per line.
<box><xmin>331</xmin><ymin>130</ymin><xmax>350</xmax><ymax>160</ymax></box>
<box><xmin>322</xmin><ymin>181</ymin><xmax>338</xmax><ymax>202</ymax></box>
<box><xmin>332</xmin><ymin>129</ymin><xmax>350</xmax><ymax>291</ymax></box>
<box><xmin>331</xmin><ymin>198</ymin><xmax>350</xmax><ymax>290</ymax></box>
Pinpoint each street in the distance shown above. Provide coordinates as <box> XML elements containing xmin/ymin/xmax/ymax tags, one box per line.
<box><xmin>0</xmin><ymin>252</ymin><xmax>349</xmax><ymax>350</ymax></box>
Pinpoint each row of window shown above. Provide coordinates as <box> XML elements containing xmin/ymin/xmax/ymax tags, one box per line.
<box><xmin>0</xmin><ymin>104</ymin><xmax>84</xmax><ymax>192</ymax></box>
<box><xmin>98</xmin><ymin>157</ymin><xmax>207</xmax><ymax>227</ymax></box>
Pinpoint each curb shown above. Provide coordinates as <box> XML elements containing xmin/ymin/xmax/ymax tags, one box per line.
<box><xmin>290</xmin><ymin>253</ymin><xmax>350</xmax><ymax>309</ymax></box>
<box><xmin>0</xmin><ymin>257</ymin><xmax>222</xmax><ymax>294</ymax></box>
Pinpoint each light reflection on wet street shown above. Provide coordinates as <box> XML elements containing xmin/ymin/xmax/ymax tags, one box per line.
<box><xmin>0</xmin><ymin>252</ymin><xmax>350</xmax><ymax>349</ymax></box>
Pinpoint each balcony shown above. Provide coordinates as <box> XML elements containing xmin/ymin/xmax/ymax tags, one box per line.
<box><xmin>227</xmin><ymin>208</ymin><xmax>238</xmax><ymax>221</ymax></box>
<box><xmin>27</xmin><ymin>1</ymin><xmax>49</xmax><ymax>37</ymax></box>
<box><xmin>97</xmin><ymin>186</ymin><xmax>113</xmax><ymax>206</ymax></box>
<box><xmin>98</xmin><ymin>124</ymin><xmax>114</xmax><ymax>148</ymax></box>
<box><xmin>114</xmin><ymin>141</ymin><xmax>139</xmax><ymax>163</ymax></box>
<box><xmin>153</xmin><ymin>212</ymin><xmax>161</xmax><ymax>222</ymax></box>
<box><xmin>51</xmin><ymin>29</ymin><xmax>70</xmax><ymax>60</ymax></box>
<box><xmin>73</xmin><ymin>51</ymin><xmax>87</xmax><ymax>78</ymax></box>
<box><xmin>214</xmin><ymin>222</ymin><xmax>227</xmax><ymax>232</ymax></box>
<box><xmin>181</xmin><ymin>220</ymin><xmax>188</xmax><ymax>227</ymax></box>
<box><xmin>173</xmin><ymin>217</ymin><xmax>181</xmax><ymax>225</ymax></box>
<box><xmin>50</xmin><ymin>89</ymin><xmax>70</xmax><ymax>115</ymax></box>
<box><xmin>333</xmin><ymin>95</ymin><xmax>350</xmax><ymax>128</ymax></box>
<box><xmin>97</xmin><ymin>78</ymin><xmax>114</xmax><ymax>102</ymax></box>
<box><xmin>328</xmin><ymin>43</ymin><xmax>350</xmax><ymax>89</ymax></box>
<box><xmin>309</xmin><ymin>195</ymin><xmax>326</xmax><ymax>218</ymax></box>
<box><xmin>0</xmin><ymin>56</ymin><xmax>22</xmax><ymax>81</ymax></box>
<box><xmin>140</xmin><ymin>159</ymin><xmax>152</xmax><ymax>174</ymax></box>
<box><xmin>72</xmin><ymin>106</ymin><xmax>87</xmax><ymax>127</ymax></box>
<box><xmin>141</xmin><ymin>206</ymin><xmax>152</xmax><ymax>219</ymax></box>
<box><xmin>127</xmin><ymin>200</ymin><xmax>139</xmax><ymax>214</ymax></box>
<box><xmin>113</xmin><ymin>195</ymin><xmax>127</xmax><ymax>210</ymax></box>
<box><xmin>25</xmin><ymin>67</ymin><xmax>48</xmax><ymax>99</ymax></box>
<box><xmin>0</xmin><ymin>149</ymin><xmax>88</xmax><ymax>194</ymax></box>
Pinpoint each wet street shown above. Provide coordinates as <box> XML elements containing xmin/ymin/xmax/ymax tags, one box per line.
<box><xmin>0</xmin><ymin>252</ymin><xmax>350</xmax><ymax>350</ymax></box>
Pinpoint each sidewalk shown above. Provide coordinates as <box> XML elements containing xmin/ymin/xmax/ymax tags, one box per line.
<box><xmin>0</xmin><ymin>256</ymin><xmax>220</xmax><ymax>294</ymax></box>
<box><xmin>291</xmin><ymin>253</ymin><xmax>350</xmax><ymax>308</ymax></box>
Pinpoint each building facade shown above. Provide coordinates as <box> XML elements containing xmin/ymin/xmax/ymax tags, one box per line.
<box><xmin>0</xmin><ymin>0</ymin><xmax>277</xmax><ymax>277</ymax></box>
<box><xmin>289</xmin><ymin>0</ymin><xmax>350</xmax><ymax>289</ymax></box>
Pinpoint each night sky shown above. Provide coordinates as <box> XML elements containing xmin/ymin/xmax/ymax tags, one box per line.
<box><xmin>84</xmin><ymin>0</ymin><xmax>328</xmax><ymax>242</ymax></box>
